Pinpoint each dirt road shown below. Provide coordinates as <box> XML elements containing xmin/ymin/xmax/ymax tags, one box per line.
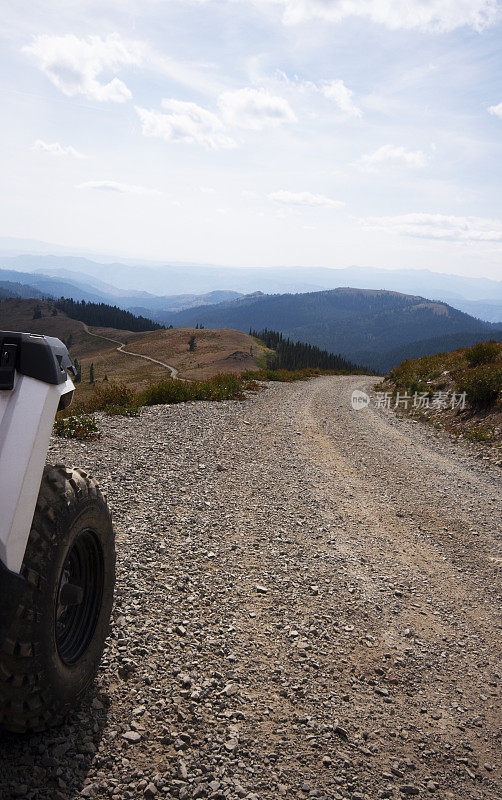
<box><xmin>1</xmin><ymin>376</ymin><xmax>500</xmax><ymax>800</ymax></box>
<box><xmin>81</xmin><ymin>321</ymin><xmax>180</xmax><ymax>378</ymax></box>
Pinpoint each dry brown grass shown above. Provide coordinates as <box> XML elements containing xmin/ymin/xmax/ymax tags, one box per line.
<box><xmin>0</xmin><ymin>299</ymin><xmax>268</xmax><ymax>400</ymax></box>
<box><xmin>124</xmin><ymin>327</ymin><xmax>268</xmax><ymax>379</ymax></box>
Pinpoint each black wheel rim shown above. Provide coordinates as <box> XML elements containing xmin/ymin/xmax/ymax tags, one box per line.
<box><xmin>55</xmin><ymin>529</ymin><xmax>104</xmax><ymax>665</ymax></box>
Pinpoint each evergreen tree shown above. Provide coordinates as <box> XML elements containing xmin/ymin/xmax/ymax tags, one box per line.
<box><xmin>55</xmin><ymin>297</ymin><xmax>163</xmax><ymax>332</ymax></box>
<box><xmin>251</xmin><ymin>329</ymin><xmax>362</xmax><ymax>372</ymax></box>
<box><xmin>32</xmin><ymin>305</ymin><xmax>42</xmax><ymax>320</ymax></box>
<box><xmin>89</xmin><ymin>363</ymin><xmax>95</xmax><ymax>383</ymax></box>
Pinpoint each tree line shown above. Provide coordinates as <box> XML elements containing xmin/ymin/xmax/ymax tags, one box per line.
<box><xmin>55</xmin><ymin>298</ymin><xmax>163</xmax><ymax>332</ymax></box>
<box><xmin>251</xmin><ymin>328</ymin><xmax>363</xmax><ymax>372</ymax></box>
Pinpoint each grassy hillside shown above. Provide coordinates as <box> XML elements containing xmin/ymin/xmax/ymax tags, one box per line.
<box><xmin>120</xmin><ymin>327</ymin><xmax>269</xmax><ymax>379</ymax></box>
<box><xmin>164</xmin><ymin>288</ymin><xmax>501</xmax><ymax>371</ymax></box>
<box><xmin>0</xmin><ymin>298</ymin><xmax>268</xmax><ymax>399</ymax></box>
<box><xmin>381</xmin><ymin>340</ymin><xmax>502</xmax><ymax>452</ymax></box>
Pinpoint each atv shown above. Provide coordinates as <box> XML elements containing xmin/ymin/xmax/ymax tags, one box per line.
<box><xmin>0</xmin><ymin>331</ymin><xmax>115</xmax><ymax>733</ymax></box>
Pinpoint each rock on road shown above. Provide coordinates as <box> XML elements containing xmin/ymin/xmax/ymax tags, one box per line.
<box><xmin>1</xmin><ymin>375</ymin><xmax>500</xmax><ymax>800</ymax></box>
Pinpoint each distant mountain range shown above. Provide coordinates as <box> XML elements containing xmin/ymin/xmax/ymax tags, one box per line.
<box><xmin>1</xmin><ymin>249</ymin><xmax>501</xmax><ymax>373</ymax></box>
<box><xmin>161</xmin><ymin>288</ymin><xmax>502</xmax><ymax>373</ymax></box>
<box><xmin>0</xmin><ymin>268</ymin><xmax>242</xmax><ymax>313</ymax></box>
<box><xmin>0</xmin><ymin>280</ymin><xmax>46</xmax><ymax>300</ymax></box>
<box><xmin>0</xmin><ymin>249</ymin><xmax>500</xmax><ymax>322</ymax></box>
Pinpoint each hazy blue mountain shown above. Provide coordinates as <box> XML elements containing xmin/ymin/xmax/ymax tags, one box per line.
<box><xmin>162</xmin><ymin>287</ymin><xmax>500</xmax><ymax>372</ymax></box>
<box><xmin>0</xmin><ymin>267</ymin><xmax>244</xmax><ymax>315</ymax></box>
<box><xmin>32</xmin><ymin>267</ymin><xmax>154</xmax><ymax>298</ymax></box>
<box><xmin>127</xmin><ymin>290</ymin><xmax>242</xmax><ymax>318</ymax></box>
<box><xmin>0</xmin><ymin>269</ymin><xmax>112</xmax><ymax>303</ymax></box>
<box><xmin>0</xmin><ymin>280</ymin><xmax>47</xmax><ymax>300</ymax></box>
<box><xmin>1</xmin><ymin>251</ymin><xmax>500</xmax><ymax>322</ymax></box>
<box><xmin>1</xmin><ymin>242</ymin><xmax>501</xmax><ymax>322</ymax></box>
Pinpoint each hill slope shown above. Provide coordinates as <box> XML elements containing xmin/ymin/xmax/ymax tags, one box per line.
<box><xmin>164</xmin><ymin>288</ymin><xmax>501</xmax><ymax>372</ymax></box>
<box><xmin>0</xmin><ymin>298</ymin><xmax>267</xmax><ymax>396</ymax></box>
<box><xmin>382</xmin><ymin>340</ymin><xmax>502</xmax><ymax>453</ymax></box>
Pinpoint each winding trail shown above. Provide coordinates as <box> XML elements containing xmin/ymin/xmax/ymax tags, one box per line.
<box><xmin>80</xmin><ymin>321</ymin><xmax>180</xmax><ymax>379</ymax></box>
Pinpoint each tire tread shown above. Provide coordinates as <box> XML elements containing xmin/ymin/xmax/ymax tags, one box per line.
<box><xmin>0</xmin><ymin>464</ymin><xmax>114</xmax><ymax>733</ymax></box>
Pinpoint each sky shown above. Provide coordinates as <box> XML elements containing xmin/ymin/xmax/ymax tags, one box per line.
<box><xmin>1</xmin><ymin>0</ymin><xmax>502</xmax><ymax>279</ymax></box>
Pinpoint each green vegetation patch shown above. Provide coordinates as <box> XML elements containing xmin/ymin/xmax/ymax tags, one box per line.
<box><xmin>387</xmin><ymin>340</ymin><xmax>502</xmax><ymax>410</ymax></box>
<box><xmin>139</xmin><ymin>373</ymin><xmax>252</xmax><ymax>405</ymax></box>
<box><xmin>85</xmin><ymin>383</ymin><xmax>140</xmax><ymax>416</ymax></box>
<box><xmin>54</xmin><ymin>413</ymin><xmax>101</xmax><ymax>441</ymax></box>
<box><xmin>455</xmin><ymin>364</ymin><xmax>502</xmax><ymax>408</ymax></box>
<box><xmin>250</xmin><ymin>328</ymin><xmax>366</xmax><ymax>373</ymax></box>
<box><xmin>464</xmin><ymin>426</ymin><xmax>496</xmax><ymax>443</ymax></box>
<box><xmin>465</xmin><ymin>340</ymin><xmax>500</xmax><ymax>367</ymax></box>
<box><xmin>244</xmin><ymin>367</ymin><xmax>325</xmax><ymax>382</ymax></box>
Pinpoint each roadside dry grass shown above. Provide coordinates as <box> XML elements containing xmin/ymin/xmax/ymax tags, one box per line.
<box><xmin>380</xmin><ymin>340</ymin><xmax>502</xmax><ymax>462</ymax></box>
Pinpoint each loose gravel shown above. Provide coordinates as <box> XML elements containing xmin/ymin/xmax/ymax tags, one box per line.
<box><xmin>1</xmin><ymin>375</ymin><xmax>500</xmax><ymax>800</ymax></box>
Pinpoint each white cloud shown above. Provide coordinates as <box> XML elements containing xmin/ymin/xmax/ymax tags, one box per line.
<box><xmin>23</xmin><ymin>33</ymin><xmax>143</xmax><ymax>102</ymax></box>
<box><xmin>357</xmin><ymin>144</ymin><xmax>428</xmax><ymax>171</ymax></box>
<box><xmin>218</xmin><ymin>87</ymin><xmax>297</xmax><ymax>130</ymax></box>
<box><xmin>488</xmin><ymin>102</ymin><xmax>502</xmax><ymax>118</ymax></box>
<box><xmin>261</xmin><ymin>0</ymin><xmax>498</xmax><ymax>32</ymax></box>
<box><xmin>136</xmin><ymin>87</ymin><xmax>295</xmax><ymax>148</ymax></box>
<box><xmin>32</xmin><ymin>139</ymin><xmax>86</xmax><ymax>158</ymax></box>
<box><xmin>362</xmin><ymin>213</ymin><xmax>502</xmax><ymax>242</ymax></box>
<box><xmin>77</xmin><ymin>180</ymin><xmax>161</xmax><ymax>195</ymax></box>
<box><xmin>320</xmin><ymin>79</ymin><xmax>362</xmax><ymax>117</ymax></box>
<box><xmin>279</xmin><ymin>73</ymin><xmax>361</xmax><ymax>118</ymax></box>
<box><xmin>136</xmin><ymin>100</ymin><xmax>236</xmax><ymax>150</ymax></box>
<box><xmin>268</xmin><ymin>190</ymin><xmax>345</xmax><ymax>207</ymax></box>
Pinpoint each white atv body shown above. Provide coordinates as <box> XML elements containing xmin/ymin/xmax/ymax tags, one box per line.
<box><xmin>0</xmin><ymin>333</ymin><xmax>75</xmax><ymax>573</ymax></box>
<box><xmin>0</xmin><ymin>332</ymin><xmax>115</xmax><ymax>733</ymax></box>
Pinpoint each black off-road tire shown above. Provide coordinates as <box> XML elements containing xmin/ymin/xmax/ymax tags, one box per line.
<box><xmin>0</xmin><ymin>465</ymin><xmax>115</xmax><ymax>733</ymax></box>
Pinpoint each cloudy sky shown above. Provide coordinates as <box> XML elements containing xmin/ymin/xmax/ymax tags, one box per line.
<box><xmin>1</xmin><ymin>0</ymin><xmax>502</xmax><ymax>278</ymax></box>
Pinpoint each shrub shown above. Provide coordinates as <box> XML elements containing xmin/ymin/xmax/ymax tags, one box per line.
<box><xmin>243</xmin><ymin>367</ymin><xmax>321</xmax><ymax>382</ymax></box>
<box><xmin>139</xmin><ymin>374</ymin><xmax>250</xmax><ymax>406</ymax></box>
<box><xmin>85</xmin><ymin>383</ymin><xmax>140</xmax><ymax>416</ymax></box>
<box><xmin>465</xmin><ymin>340</ymin><xmax>500</xmax><ymax>368</ymax></box>
<box><xmin>407</xmin><ymin>379</ymin><xmax>432</xmax><ymax>396</ymax></box>
<box><xmin>464</xmin><ymin>426</ymin><xmax>495</xmax><ymax>443</ymax></box>
<box><xmin>139</xmin><ymin>379</ymin><xmax>190</xmax><ymax>406</ymax></box>
<box><xmin>455</xmin><ymin>365</ymin><xmax>502</xmax><ymax>408</ymax></box>
<box><xmin>54</xmin><ymin>413</ymin><xmax>101</xmax><ymax>440</ymax></box>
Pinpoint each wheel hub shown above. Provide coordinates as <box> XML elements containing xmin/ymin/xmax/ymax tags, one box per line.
<box><xmin>55</xmin><ymin>529</ymin><xmax>104</xmax><ymax>664</ymax></box>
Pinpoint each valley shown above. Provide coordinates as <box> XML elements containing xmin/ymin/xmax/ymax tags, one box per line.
<box><xmin>1</xmin><ymin>263</ymin><xmax>501</xmax><ymax>374</ymax></box>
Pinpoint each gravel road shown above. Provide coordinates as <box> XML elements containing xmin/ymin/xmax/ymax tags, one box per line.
<box><xmin>1</xmin><ymin>376</ymin><xmax>500</xmax><ymax>800</ymax></box>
